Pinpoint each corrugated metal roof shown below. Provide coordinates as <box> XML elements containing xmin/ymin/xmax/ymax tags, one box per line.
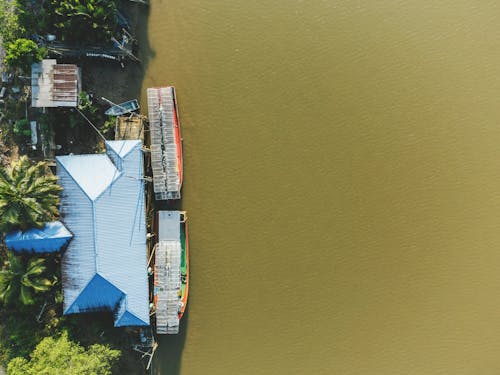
<box><xmin>57</xmin><ymin>154</ymin><xmax>120</xmax><ymax>200</ymax></box>
<box><xmin>56</xmin><ymin>140</ymin><xmax>149</xmax><ymax>327</ymax></box>
<box><xmin>4</xmin><ymin>221</ymin><xmax>72</xmax><ymax>253</ymax></box>
<box><xmin>31</xmin><ymin>60</ymin><xmax>81</xmax><ymax>107</ymax></box>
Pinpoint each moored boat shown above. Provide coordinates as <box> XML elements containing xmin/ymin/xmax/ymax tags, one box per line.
<box><xmin>154</xmin><ymin>211</ymin><xmax>189</xmax><ymax>334</ymax></box>
<box><xmin>104</xmin><ymin>99</ymin><xmax>140</xmax><ymax>116</ymax></box>
<box><xmin>147</xmin><ymin>87</ymin><xmax>183</xmax><ymax>200</ymax></box>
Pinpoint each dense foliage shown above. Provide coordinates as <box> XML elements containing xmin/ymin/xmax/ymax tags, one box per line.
<box><xmin>0</xmin><ymin>156</ymin><xmax>62</xmax><ymax>233</ymax></box>
<box><xmin>0</xmin><ymin>0</ymin><xmax>23</xmax><ymax>43</ymax></box>
<box><xmin>6</xmin><ymin>331</ymin><xmax>120</xmax><ymax>375</ymax></box>
<box><xmin>0</xmin><ymin>252</ymin><xmax>55</xmax><ymax>306</ymax></box>
<box><xmin>0</xmin><ymin>0</ymin><xmax>120</xmax><ymax>62</ymax></box>
<box><xmin>47</xmin><ymin>0</ymin><xmax>118</xmax><ymax>43</ymax></box>
<box><xmin>12</xmin><ymin>119</ymin><xmax>31</xmax><ymax>138</ymax></box>
<box><xmin>4</xmin><ymin>38</ymin><xmax>47</xmax><ymax>72</ymax></box>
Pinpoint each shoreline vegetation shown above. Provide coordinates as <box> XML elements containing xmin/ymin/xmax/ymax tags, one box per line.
<box><xmin>0</xmin><ymin>0</ymin><xmax>149</xmax><ymax>373</ymax></box>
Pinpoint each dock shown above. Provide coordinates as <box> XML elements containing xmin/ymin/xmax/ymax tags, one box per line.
<box><xmin>115</xmin><ymin>116</ymin><xmax>144</xmax><ymax>140</ymax></box>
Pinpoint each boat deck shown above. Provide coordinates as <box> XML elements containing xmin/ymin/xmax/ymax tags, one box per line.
<box><xmin>154</xmin><ymin>240</ymin><xmax>181</xmax><ymax>334</ymax></box>
<box><xmin>154</xmin><ymin>211</ymin><xmax>185</xmax><ymax>334</ymax></box>
<box><xmin>147</xmin><ymin>87</ymin><xmax>182</xmax><ymax>200</ymax></box>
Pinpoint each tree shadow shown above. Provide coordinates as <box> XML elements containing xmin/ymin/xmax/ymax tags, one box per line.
<box><xmin>79</xmin><ymin>1</ymin><xmax>155</xmax><ymax>106</ymax></box>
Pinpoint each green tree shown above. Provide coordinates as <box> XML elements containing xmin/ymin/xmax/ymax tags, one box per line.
<box><xmin>0</xmin><ymin>156</ymin><xmax>62</xmax><ymax>233</ymax></box>
<box><xmin>7</xmin><ymin>331</ymin><xmax>120</xmax><ymax>375</ymax></box>
<box><xmin>4</xmin><ymin>38</ymin><xmax>47</xmax><ymax>72</ymax></box>
<box><xmin>48</xmin><ymin>0</ymin><xmax>117</xmax><ymax>44</ymax></box>
<box><xmin>0</xmin><ymin>252</ymin><xmax>55</xmax><ymax>306</ymax></box>
<box><xmin>0</xmin><ymin>0</ymin><xmax>24</xmax><ymax>43</ymax></box>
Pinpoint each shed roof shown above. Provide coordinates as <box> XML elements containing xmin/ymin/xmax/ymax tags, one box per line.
<box><xmin>31</xmin><ymin>59</ymin><xmax>81</xmax><ymax>107</ymax></box>
<box><xmin>4</xmin><ymin>221</ymin><xmax>72</xmax><ymax>253</ymax></box>
<box><xmin>56</xmin><ymin>140</ymin><xmax>149</xmax><ymax>327</ymax></box>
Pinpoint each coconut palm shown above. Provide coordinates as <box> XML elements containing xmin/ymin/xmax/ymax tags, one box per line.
<box><xmin>0</xmin><ymin>156</ymin><xmax>62</xmax><ymax>233</ymax></box>
<box><xmin>0</xmin><ymin>252</ymin><xmax>56</xmax><ymax>305</ymax></box>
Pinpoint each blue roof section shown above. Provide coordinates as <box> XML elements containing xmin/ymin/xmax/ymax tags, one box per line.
<box><xmin>115</xmin><ymin>310</ymin><xmax>149</xmax><ymax>327</ymax></box>
<box><xmin>5</xmin><ymin>221</ymin><xmax>72</xmax><ymax>253</ymax></box>
<box><xmin>56</xmin><ymin>140</ymin><xmax>149</xmax><ymax>327</ymax></box>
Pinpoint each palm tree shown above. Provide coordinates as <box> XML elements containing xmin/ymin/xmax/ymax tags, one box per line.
<box><xmin>0</xmin><ymin>252</ymin><xmax>56</xmax><ymax>305</ymax></box>
<box><xmin>0</xmin><ymin>156</ymin><xmax>62</xmax><ymax>233</ymax></box>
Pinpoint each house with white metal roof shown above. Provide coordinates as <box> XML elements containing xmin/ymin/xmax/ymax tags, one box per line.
<box><xmin>56</xmin><ymin>140</ymin><xmax>149</xmax><ymax>327</ymax></box>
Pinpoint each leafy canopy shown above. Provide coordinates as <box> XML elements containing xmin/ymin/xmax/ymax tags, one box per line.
<box><xmin>7</xmin><ymin>331</ymin><xmax>121</xmax><ymax>375</ymax></box>
<box><xmin>0</xmin><ymin>156</ymin><xmax>62</xmax><ymax>233</ymax></box>
<box><xmin>0</xmin><ymin>0</ymin><xmax>24</xmax><ymax>43</ymax></box>
<box><xmin>4</xmin><ymin>38</ymin><xmax>47</xmax><ymax>72</ymax></box>
<box><xmin>0</xmin><ymin>252</ymin><xmax>56</xmax><ymax>306</ymax></box>
<box><xmin>48</xmin><ymin>0</ymin><xmax>118</xmax><ymax>44</ymax></box>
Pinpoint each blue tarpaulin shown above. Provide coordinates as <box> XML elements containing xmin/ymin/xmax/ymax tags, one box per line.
<box><xmin>5</xmin><ymin>221</ymin><xmax>72</xmax><ymax>253</ymax></box>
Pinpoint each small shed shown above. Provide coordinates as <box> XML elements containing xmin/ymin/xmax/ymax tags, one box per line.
<box><xmin>5</xmin><ymin>221</ymin><xmax>73</xmax><ymax>253</ymax></box>
<box><xmin>31</xmin><ymin>59</ymin><xmax>81</xmax><ymax>108</ymax></box>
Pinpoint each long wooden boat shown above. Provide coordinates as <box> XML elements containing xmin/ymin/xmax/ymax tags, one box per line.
<box><xmin>179</xmin><ymin>214</ymin><xmax>189</xmax><ymax>319</ymax></box>
<box><xmin>104</xmin><ymin>99</ymin><xmax>139</xmax><ymax>116</ymax></box>
<box><xmin>154</xmin><ymin>211</ymin><xmax>189</xmax><ymax>334</ymax></box>
<box><xmin>147</xmin><ymin>87</ymin><xmax>183</xmax><ymax>200</ymax></box>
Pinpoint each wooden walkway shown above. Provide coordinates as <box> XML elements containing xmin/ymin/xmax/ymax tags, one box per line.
<box><xmin>115</xmin><ymin>116</ymin><xmax>144</xmax><ymax>140</ymax></box>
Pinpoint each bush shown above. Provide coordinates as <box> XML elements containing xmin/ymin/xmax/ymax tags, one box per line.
<box><xmin>0</xmin><ymin>0</ymin><xmax>24</xmax><ymax>43</ymax></box>
<box><xmin>12</xmin><ymin>119</ymin><xmax>31</xmax><ymax>138</ymax></box>
<box><xmin>47</xmin><ymin>0</ymin><xmax>118</xmax><ymax>44</ymax></box>
<box><xmin>4</xmin><ymin>38</ymin><xmax>47</xmax><ymax>73</ymax></box>
<box><xmin>6</xmin><ymin>331</ymin><xmax>120</xmax><ymax>375</ymax></box>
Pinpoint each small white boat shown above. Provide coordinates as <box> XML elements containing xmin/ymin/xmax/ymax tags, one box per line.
<box><xmin>104</xmin><ymin>99</ymin><xmax>139</xmax><ymax>116</ymax></box>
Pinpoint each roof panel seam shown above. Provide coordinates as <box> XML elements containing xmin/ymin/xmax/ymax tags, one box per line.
<box><xmin>56</xmin><ymin>159</ymin><xmax>94</xmax><ymax>202</ymax></box>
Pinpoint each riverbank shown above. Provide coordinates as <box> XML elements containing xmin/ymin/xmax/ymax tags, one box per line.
<box><xmin>0</xmin><ymin>1</ymin><xmax>150</xmax><ymax>373</ymax></box>
<box><xmin>80</xmin><ymin>2</ymin><xmax>146</xmax><ymax>104</ymax></box>
<box><xmin>83</xmin><ymin>61</ymin><xmax>144</xmax><ymax>104</ymax></box>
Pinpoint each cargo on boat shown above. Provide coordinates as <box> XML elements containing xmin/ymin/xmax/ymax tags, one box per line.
<box><xmin>147</xmin><ymin>87</ymin><xmax>183</xmax><ymax>200</ymax></box>
<box><xmin>153</xmin><ymin>211</ymin><xmax>189</xmax><ymax>334</ymax></box>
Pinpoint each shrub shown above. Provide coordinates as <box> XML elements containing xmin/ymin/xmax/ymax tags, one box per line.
<box><xmin>4</xmin><ymin>38</ymin><xmax>47</xmax><ymax>73</ymax></box>
<box><xmin>7</xmin><ymin>331</ymin><xmax>120</xmax><ymax>375</ymax></box>
<box><xmin>12</xmin><ymin>119</ymin><xmax>31</xmax><ymax>138</ymax></box>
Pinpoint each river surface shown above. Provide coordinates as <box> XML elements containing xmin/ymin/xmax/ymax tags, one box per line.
<box><xmin>140</xmin><ymin>1</ymin><xmax>500</xmax><ymax>374</ymax></box>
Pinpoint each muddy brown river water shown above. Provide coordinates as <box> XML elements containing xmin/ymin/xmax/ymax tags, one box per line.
<box><xmin>139</xmin><ymin>1</ymin><xmax>500</xmax><ymax>374</ymax></box>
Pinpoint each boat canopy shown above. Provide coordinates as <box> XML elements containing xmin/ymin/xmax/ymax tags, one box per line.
<box><xmin>155</xmin><ymin>210</ymin><xmax>183</xmax><ymax>334</ymax></box>
<box><xmin>147</xmin><ymin>87</ymin><xmax>183</xmax><ymax>200</ymax></box>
